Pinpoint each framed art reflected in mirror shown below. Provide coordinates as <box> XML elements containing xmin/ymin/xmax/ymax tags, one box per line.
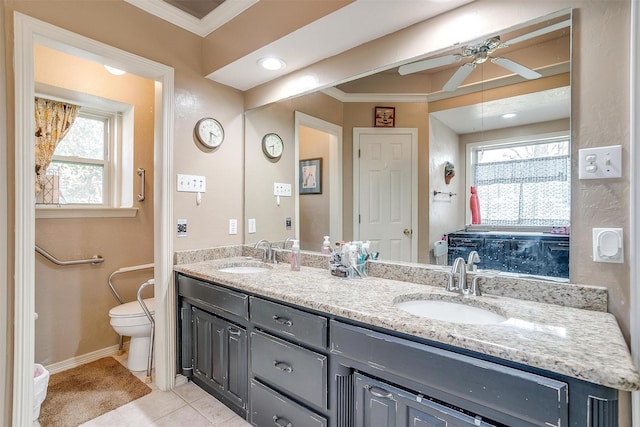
<box><xmin>300</xmin><ymin>158</ymin><xmax>322</xmax><ymax>194</ymax></box>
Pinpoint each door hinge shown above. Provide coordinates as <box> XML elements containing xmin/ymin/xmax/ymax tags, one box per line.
<box><xmin>358</xmin><ymin>149</ymin><xmax>361</xmax><ymax>158</ymax></box>
<box><xmin>358</xmin><ymin>214</ymin><xmax>361</xmax><ymax>224</ymax></box>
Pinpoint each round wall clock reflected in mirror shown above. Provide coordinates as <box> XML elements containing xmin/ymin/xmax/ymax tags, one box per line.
<box><xmin>194</xmin><ymin>117</ymin><xmax>224</xmax><ymax>149</ymax></box>
<box><xmin>262</xmin><ymin>133</ymin><xmax>284</xmax><ymax>160</ymax></box>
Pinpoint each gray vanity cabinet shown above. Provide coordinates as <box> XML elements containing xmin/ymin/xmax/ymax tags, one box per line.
<box><xmin>176</xmin><ymin>274</ymin><xmax>250</xmax><ymax>417</ymax></box>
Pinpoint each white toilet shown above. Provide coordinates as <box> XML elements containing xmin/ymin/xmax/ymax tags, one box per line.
<box><xmin>109</xmin><ymin>297</ymin><xmax>155</xmax><ymax>371</ymax></box>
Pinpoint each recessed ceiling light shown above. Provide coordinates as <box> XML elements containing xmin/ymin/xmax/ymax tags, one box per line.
<box><xmin>258</xmin><ymin>57</ymin><xmax>286</xmax><ymax>71</ymax></box>
<box><xmin>104</xmin><ymin>65</ymin><xmax>126</xmax><ymax>76</ymax></box>
<box><xmin>501</xmin><ymin>113</ymin><xmax>517</xmax><ymax>119</ymax></box>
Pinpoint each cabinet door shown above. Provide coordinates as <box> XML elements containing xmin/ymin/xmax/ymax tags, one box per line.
<box><xmin>540</xmin><ymin>240</ymin><xmax>570</xmax><ymax>278</ymax></box>
<box><xmin>483</xmin><ymin>238</ymin><xmax>508</xmax><ymax>270</ymax></box>
<box><xmin>192</xmin><ymin>307</ymin><xmax>247</xmax><ymax>409</ymax></box>
<box><xmin>355</xmin><ymin>374</ymin><xmax>397</xmax><ymax>427</ymax></box>
<box><xmin>508</xmin><ymin>239</ymin><xmax>540</xmax><ymax>274</ymax></box>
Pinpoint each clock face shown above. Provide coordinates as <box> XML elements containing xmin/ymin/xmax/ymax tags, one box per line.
<box><xmin>262</xmin><ymin>133</ymin><xmax>284</xmax><ymax>159</ymax></box>
<box><xmin>195</xmin><ymin>118</ymin><xmax>224</xmax><ymax>149</ymax></box>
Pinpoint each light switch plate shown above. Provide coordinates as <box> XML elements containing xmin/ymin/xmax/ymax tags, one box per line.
<box><xmin>177</xmin><ymin>219</ymin><xmax>187</xmax><ymax>237</ymax></box>
<box><xmin>177</xmin><ymin>174</ymin><xmax>206</xmax><ymax>192</ymax></box>
<box><xmin>578</xmin><ymin>145</ymin><xmax>622</xmax><ymax>179</ymax></box>
<box><xmin>274</xmin><ymin>182</ymin><xmax>292</xmax><ymax>197</ymax></box>
<box><xmin>248</xmin><ymin>218</ymin><xmax>256</xmax><ymax>234</ymax></box>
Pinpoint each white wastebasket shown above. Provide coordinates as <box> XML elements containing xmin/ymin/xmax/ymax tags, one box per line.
<box><xmin>33</xmin><ymin>364</ymin><xmax>49</xmax><ymax>421</ymax></box>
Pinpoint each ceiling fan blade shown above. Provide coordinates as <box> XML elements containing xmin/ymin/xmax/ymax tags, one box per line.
<box><xmin>398</xmin><ymin>54</ymin><xmax>460</xmax><ymax>75</ymax></box>
<box><xmin>491</xmin><ymin>57</ymin><xmax>542</xmax><ymax>80</ymax></box>
<box><xmin>503</xmin><ymin>19</ymin><xmax>571</xmax><ymax>46</ymax></box>
<box><xmin>442</xmin><ymin>62</ymin><xmax>476</xmax><ymax>92</ymax></box>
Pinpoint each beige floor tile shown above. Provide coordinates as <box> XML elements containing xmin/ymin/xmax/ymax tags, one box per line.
<box><xmin>217</xmin><ymin>416</ymin><xmax>252</xmax><ymax>427</ymax></box>
<box><xmin>115</xmin><ymin>388</ymin><xmax>188</xmax><ymax>425</ymax></box>
<box><xmin>149</xmin><ymin>405</ymin><xmax>213</xmax><ymax>427</ymax></box>
<box><xmin>190</xmin><ymin>394</ymin><xmax>239</xmax><ymax>423</ymax></box>
<box><xmin>173</xmin><ymin>381</ymin><xmax>210</xmax><ymax>403</ymax></box>
<box><xmin>79</xmin><ymin>409</ymin><xmax>129</xmax><ymax>427</ymax></box>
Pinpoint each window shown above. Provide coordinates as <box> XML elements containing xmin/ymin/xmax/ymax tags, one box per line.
<box><xmin>469</xmin><ymin>135</ymin><xmax>571</xmax><ymax>227</ymax></box>
<box><xmin>46</xmin><ymin>112</ymin><xmax>112</xmax><ymax>205</ymax></box>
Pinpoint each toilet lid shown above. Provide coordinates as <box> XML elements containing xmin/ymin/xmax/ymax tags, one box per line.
<box><xmin>109</xmin><ymin>297</ymin><xmax>155</xmax><ymax>318</ymax></box>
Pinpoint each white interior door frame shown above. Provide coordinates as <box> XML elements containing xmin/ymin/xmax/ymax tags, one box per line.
<box><xmin>630</xmin><ymin>0</ymin><xmax>640</xmax><ymax>420</ymax></box>
<box><xmin>353</xmin><ymin>127</ymin><xmax>418</xmax><ymax>262</ymax></box>
<box><xmin>294</xmin><ymin>112</ymin><xmax>343</xmax><ymax>243</ymax></box>
<box><xmin>13</xmin><ymin>13</ymin><xmax>174</xmax><ymax>426</ymax></box>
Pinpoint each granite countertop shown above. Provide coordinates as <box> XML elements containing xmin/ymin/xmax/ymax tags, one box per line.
<box><xmin>174</xmin><ymin>256</ymin><xmax>640</xmax><ymax>392</ymax></box>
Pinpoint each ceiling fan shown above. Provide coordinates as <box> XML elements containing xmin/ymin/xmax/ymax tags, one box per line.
<box><xmin>398</xmin><ymin>19</ymin><xmax>571</xmax><ymax>92</ymax></box>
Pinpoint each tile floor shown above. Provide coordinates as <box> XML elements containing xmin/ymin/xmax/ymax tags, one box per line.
<box><xmin>36</xmin><ymin>353</ymin><xmax>251</xmax><ymax>427</ymax></box>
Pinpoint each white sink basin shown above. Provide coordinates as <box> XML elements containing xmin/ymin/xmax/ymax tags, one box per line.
<box><xmin>395</xmin><ymin>299</ymin><xmax>507</xmax><ymax>325</ymax></box>
<box><xmin>218</xmin><ymin>266</ymin><xmax>270</xmax><ymax>274</ymax></box>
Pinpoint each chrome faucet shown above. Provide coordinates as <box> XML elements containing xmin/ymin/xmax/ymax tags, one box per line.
<box><xmin>254</xmin><ymin>239</ymin><xmax>272</xmax><ymax>263</ymax></box>
<box><xmin>446</xmin><ymin>257</ymin><xmax>467</xmax><ymax>293</ymax></box>
<box><xmin>467</xmin><ymin>251</ymin><xmax>480</xmax><ymax>272</ymax></box>
<box><xmin>283</xmin><ymin>237</ymin><xmax>294</xmax><ymax>250</ymax></box>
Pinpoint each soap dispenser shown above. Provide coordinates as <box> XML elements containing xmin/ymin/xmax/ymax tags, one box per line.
<box><xmin>290</xmin><ymin>240</ymin><xmax>301</xmax><ymax>271</ymax></box>
<box><xmin>321</xmin><ymin>236</ymin><xmax>331</xmax><ymax>254</ymax></box>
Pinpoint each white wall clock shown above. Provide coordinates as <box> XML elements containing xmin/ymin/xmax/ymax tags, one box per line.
<box><xmin>262</xmin><ymin>133</ymin><xmax>284</xmax><ymax>160</ymax></box>
<box><xmin>195</xmin><ymin>117</ymin><xmax>224</xmax><ymax>149</ymax></box>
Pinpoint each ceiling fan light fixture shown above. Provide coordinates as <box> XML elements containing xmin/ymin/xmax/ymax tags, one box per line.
<box><xmin>258</xmin><ymin>57</ymin><xmax>286</xmax><ymax>71</ymax></box>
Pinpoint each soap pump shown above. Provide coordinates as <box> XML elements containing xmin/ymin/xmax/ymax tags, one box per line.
<box><xmin>321</xmin><ymin>236</ymin><xmax>331</xmax><ymax>254</ymax></box>
<box><xmin>290</xmin><ymin>240</ymin><xmax>301</xmax><ymax>271</ymax></box>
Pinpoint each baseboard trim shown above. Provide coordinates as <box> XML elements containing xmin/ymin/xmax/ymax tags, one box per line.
<box><xmin>43</xmin><ymin>343</ymin><xmax>129</xmax><ymax>375</ymax></box>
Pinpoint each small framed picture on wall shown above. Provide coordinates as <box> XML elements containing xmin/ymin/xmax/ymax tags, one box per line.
<box><xmin>374</xmin><ymin>106</ymin><xmax>395</xmax><ymax>127</ymax></box>
<box><xmin>299</xmin><ymin>158</ymin><xmax>322</xmax><ymax>194</ymax></box>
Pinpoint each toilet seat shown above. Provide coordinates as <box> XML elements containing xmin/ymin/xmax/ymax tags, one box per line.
<box><xmin>109</xmin><ymin>298</ymin><xmax>155</xmax><ymax>327</ymax></box>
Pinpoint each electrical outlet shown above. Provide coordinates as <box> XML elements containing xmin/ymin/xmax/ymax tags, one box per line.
<box><xmin>177</xmin><ymin>219</ymin><xmax>187</xmax><ymax>237</ymax></box>
<box><xmin>177</xmin><ymin>174</ymin><xmax>206</xmax><ymax>192</ymax></box>
<box><xmin>285</xmin><ymin>217</ymin><xmax>292</xmax><ymax>230</ymax></box>
<box><xmin>274</xmin><ymin>182</ymin><xmax>292</xmax><ymax>197</ymax></box>
<box><xmin>578</xmin><ymin>145</ymin><xmax>622</xmax><ymax>179</ymax></box>
<box><xmin>229</xmin><ymin>219</ymin><xmax>238</xmax><ymax>235</ymax></box>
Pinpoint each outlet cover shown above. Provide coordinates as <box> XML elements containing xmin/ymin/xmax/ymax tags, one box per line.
<box><xmin>229</xmin><ymin>219</ymin><xmax>238</xmax><ymax>235</ymax></box>
<box><xmin>177</xmin><ymin>219</ymin><xmax>187</xmax><ymax>237</ymax></box>
<box><xmin>578</xmin><ymin>145</ymin><xmax>622</xmax><ymax>179</ymax></box>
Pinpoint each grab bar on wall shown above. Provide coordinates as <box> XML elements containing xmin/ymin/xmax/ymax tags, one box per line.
<box><xmin>136</xmin><ymin>279</ymin><xmax>155</xmax><ymax>382</ymax></box>
<box><xmin>35</xmin><ymin>244</ymin><xmax>104</xmax><ymax>266</ymax></box>
<box><xmin>137</xmin><ymin>168</ymin><xmax>145</xmax><ymax>202</ymax></box>
<box><xmin>108</xmin><ymin>263</ymin><xmax>154</xmax><ymax>304</ymax></box>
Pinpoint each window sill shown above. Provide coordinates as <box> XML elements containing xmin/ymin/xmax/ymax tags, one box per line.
<box><xmin>36</xmin><ymin>206</ymin><xmax>139</xmax><ymax>219</ymax></box>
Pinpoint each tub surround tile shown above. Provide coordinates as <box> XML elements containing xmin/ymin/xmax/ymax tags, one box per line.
<box><xmin>175</xmin><ymin>257</ymin><xmax>640</xmax><ymax>392</ymax></box>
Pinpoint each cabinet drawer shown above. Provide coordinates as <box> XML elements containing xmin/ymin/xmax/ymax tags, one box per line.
<box><xmin>178</xmin><ymin>275</ymin><xmax>248</xmax><ymax>320</ymax></box>
<box><xmin>250</xmin><ymin>379</ymin><xmax>327</xmax><ymax>427</ymax></box>
<box><xmin>251</xmin><ymin>330</ymin><xmax>327</xmax><ymax>410</ymax></box>
<box><xmin>250</xmin><ymin>297</ymin><xmax>327</xmax><ymax>349</ymax></box>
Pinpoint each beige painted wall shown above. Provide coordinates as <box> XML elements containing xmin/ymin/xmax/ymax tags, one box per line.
<box><xmin>429</xmin><ymin>116</ymin><xmax>465</xmax><ymax>263</ymax></box>
<box><xmin>3</xmin><ymin>0</ymin><xmax>245</xmax><ymax>421</ymax></box>
<box><xmin>299</xmin><ymin>126</ymin><xmax>330</xmax><ymax>251</ymax></box>
<box><xmin>244</xmin><ymin>92</ymin><xmax>342</xmax><ymax>245</ymax></box>
<box><xmin>33</xmin><ymin>45</ymin><xmax>156</xmax><ymax>364</ymax></box>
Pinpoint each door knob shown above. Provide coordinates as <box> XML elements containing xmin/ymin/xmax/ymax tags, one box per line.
<box><xmin>403</xmin><ymin>228</ymin><xmax>412</xmax><ymax>237</ymax></box>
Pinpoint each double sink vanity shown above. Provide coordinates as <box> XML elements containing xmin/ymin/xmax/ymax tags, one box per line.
<box><xmin>174</xmin><ymin>246</ymin><xmax>640</xmax><ymax>427</ymax></box>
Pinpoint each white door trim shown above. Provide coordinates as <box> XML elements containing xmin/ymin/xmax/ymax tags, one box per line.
<box><xmin>353</xmin><ymin>127</ymin><xmax>418</xmax><ymax>262</ymax></box>
<box><xmin>630</xmin><ymin>0</ymin><xmax>640</xmax><ymax>420</ymax></box>
<box><xmin>13</xmin><ymin>12</ymin><xmax>174</xmax><ymax>426</ymax></box>
<box><xmin>294</xmin><ymin>112</ymin><xmax>343</xmax><ymax>244</ymax></box>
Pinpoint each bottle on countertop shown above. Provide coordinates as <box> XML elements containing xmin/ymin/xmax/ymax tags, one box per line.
<box><xmin>321</xmin><ymin>236</ymin><xmax>332</xmax><ymax>254</ymax></box>
<box><xmin>290</xmin><ymin>240</ymin><xmax>301</xmax><ymax>271</ymax></box>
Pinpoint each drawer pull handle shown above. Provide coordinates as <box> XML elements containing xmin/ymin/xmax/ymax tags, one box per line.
<box><xmin>273</xmin><ymin>361</ymin><xmax>293</xmax><ymax>373</ymax></box>
<box><xmin>366</xmin><ymin>384</ymin><xmax>393</xmax><ymax>399</ymax></box>
<box><xmin>228</xmin><ymin>327</ymin><xmax>242</xmax><ymax>336</ymax></box>
<box><xmin>272</xmin><ymin>315</ymin><xmax>293</xmax><ymax>327</ymax></box>
<box><xmin>272</xmin><ymin>415</ymin><xmax>292</xmax><ymax>427</ymax></box>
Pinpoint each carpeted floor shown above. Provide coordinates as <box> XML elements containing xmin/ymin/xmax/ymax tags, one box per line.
<box><xmin>38</xmin><ymin>356</ymin><xmax>152</xmax><ymax>427</ymax></box>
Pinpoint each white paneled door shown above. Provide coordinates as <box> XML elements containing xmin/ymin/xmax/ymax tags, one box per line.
<box><xmin>354</xmin><ymin>128</ymin><xmax>417</xmax><ymax>262</ymax></box>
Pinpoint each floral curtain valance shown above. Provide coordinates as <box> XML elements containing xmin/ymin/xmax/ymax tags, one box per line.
<box><xmin>34</xmin><ymin>97</ymin><xmax>79</xmax><ymax>194</ymax></box>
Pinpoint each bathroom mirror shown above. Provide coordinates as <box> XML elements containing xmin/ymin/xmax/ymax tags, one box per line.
<box><xmin>244</xmin><ymin>9</ymin><xmax>571</xmax><ymax>274</ymax></box>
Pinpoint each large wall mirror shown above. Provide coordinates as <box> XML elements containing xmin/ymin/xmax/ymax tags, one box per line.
<box><xmin>244</xmin><ymin>8</ymin><xmax>571</xmax><ymax>278</ymax></box>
